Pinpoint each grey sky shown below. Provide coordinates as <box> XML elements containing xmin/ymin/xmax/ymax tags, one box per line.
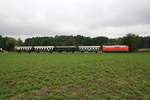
<box><xmin>0</xmin><ymin>0</ymin><xmax>150</xmax><ymax>40</ymax></box>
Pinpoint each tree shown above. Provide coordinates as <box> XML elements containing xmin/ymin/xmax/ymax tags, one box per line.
<box><xmin>0</xmin><ymin>35</ymin><xmax>3</xmax><ymax>48</ymax></box>
<box><xmin>17</xmin><ymin>38</ymin><xmax>23</xmax><ymax>46</ymax></box>
<box><xmin>5</xmin><ymin>37</ymin><xmax>17</xmax><ymax>51</ymax></box>
<box><xmin>123</xmin><ymin>33</ymin><xmax>141</xmax><ymax>52</ymax></box>
<box><xmin>140</xmin><ymin>36</ymin><xmax>150</xmax><ymax>48</ymax></box>
<box><xmin>92</xmin><ymin>36</ymin><xmax>108</xmax><ymax>45</ymax></box>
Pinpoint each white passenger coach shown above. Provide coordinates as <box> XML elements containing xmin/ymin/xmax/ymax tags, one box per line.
<box><xmin>78</xmin><ymin>46</ymin><xmax>101</xmax><ymax>53</ymax></box>
<box><xmin>34</xmin><ymin>46</ymin><xmax>54</xmax><ymax>52</ymax></box>
<box><xmin>15</xmin><ymin>46</ymin><xmax>32</xmax><ymax>52</ymax></box>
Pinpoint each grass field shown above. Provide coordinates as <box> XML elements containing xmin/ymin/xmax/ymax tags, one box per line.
<box><xmin>0</xmin><ymin>53</ymin><xmax>150</xmax><ymax>100</ymax></box>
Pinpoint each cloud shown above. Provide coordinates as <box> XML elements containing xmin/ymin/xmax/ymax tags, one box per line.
<box><xmin>0</xmin><ymin>0</ymin><xmax>150</xmax><ymax>39</ymax></box>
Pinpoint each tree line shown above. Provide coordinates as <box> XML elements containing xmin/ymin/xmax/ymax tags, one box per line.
<box><xmin>0</xmin><ymin>34</ymin><xmax>150</xmax><ymax>52</ymax></box>
<box><xmin>0</xmin><ymin>36</ymin><xmax>22</xmax><ymax>51</ymax></box>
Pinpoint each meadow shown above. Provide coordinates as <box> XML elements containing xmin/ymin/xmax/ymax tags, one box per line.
<box><xmin>0</xmin><ymin>52</ymin><xmax>149</xmax><ymax>100</ymax></box>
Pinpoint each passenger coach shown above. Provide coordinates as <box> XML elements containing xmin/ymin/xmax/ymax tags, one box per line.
<box><xmin>78</xmin><ymin>46</ymin><xmax>101</xmax><ymax>53</ymax></box>
<box><xmin>34</xmin><ymin>46</ymin><xmax>54</xmax><ymax>52</ymax></box>
<box><xmin>54</xmin><ymin>46</ymin><xmax>78</xmax><ymax>53</ymax></box>
<box><xmin>15</xmin><ymin>46</ymin><xmax>33</xmax><ymax>52</ymax></box>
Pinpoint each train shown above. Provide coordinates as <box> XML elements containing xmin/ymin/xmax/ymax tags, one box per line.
<box><xmin>14</xmin><ymin>45</ymin><xmax>129</xmax><ymax>53</ymax></box>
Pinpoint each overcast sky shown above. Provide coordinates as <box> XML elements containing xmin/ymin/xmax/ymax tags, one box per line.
<box><xmin>0</xmin><ymin>0</ymin><xmax>150</xmax><ymax>40</ymax></box>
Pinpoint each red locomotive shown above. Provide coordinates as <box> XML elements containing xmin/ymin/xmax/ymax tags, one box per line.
<box><xmin>102</xmin><ymin>45</ymin><xmax>129</xmax><ymax>52</ymax></box>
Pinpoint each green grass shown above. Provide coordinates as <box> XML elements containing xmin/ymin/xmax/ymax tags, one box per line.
<box><xmin>0</xmin><ymin>53</ymin><xmax>150</xmax><ymax>100</ymax></box>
